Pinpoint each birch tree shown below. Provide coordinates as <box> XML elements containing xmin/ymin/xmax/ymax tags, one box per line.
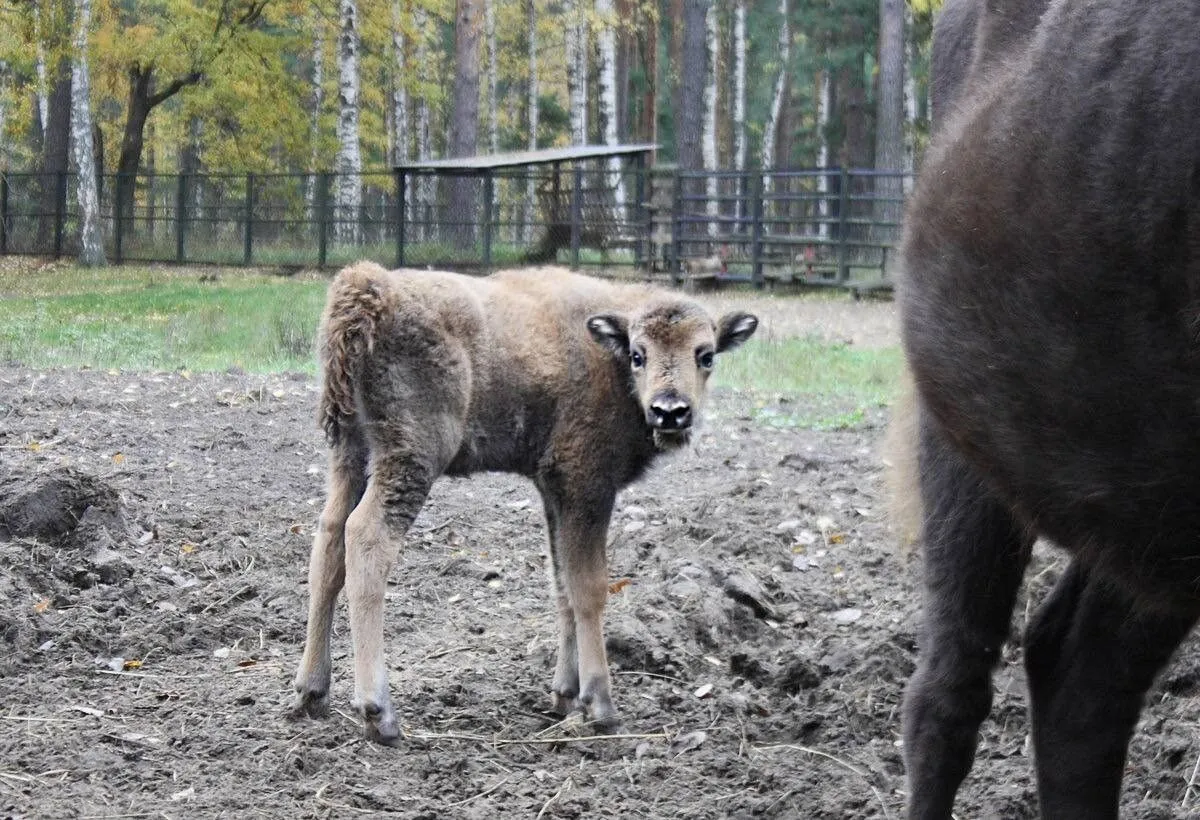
<box><xmin>70</xmin><ymin>0</ymin><xmax>102</xmax><ymax>265</ymax></box>
<box><xmin>334</xmin><ymin>0</ymin><xmax>362</xmax><ymax>245</ymax></box>
<box><xmin>413</xmin><ymin>6</ymin><xmax>435</xmax><ymax>240</ymax></box>
<box><xmin>701</xmin><ymin>0</ymin><xmax>718</xmax><ymax>233</ymax></box>
<box><xmin>389</xmin><ymin>1</ymin><xmax>411</xmax><ymax>224</ymax></box>
<box><xmin>677</xmin><ymin>0</ymin><xmax>707</xmax><ymax>238</ymax></box>
<box><xmin>761</xmin><ymin>0</ymin><xmax>789</xmax><ymax>174</ymax></box>
<box><xmin>564</xmin><ymin>0</ymin><xmax>587</xmax><ymax>145</ymax></box>
<box><xmin>447</xmin><ymin>0</ymin><xmax>482</xmax><ymax>248</ymax></box>
<box><xmin>595</xmin><ymin>0</ymin><xmax>624</xmax><ymax>216</ymax></box>
<box><xmin>305</xmin><ymin>17</ymin><xmax>325</xmax><ymax>217</ymax></box>
<box><xmin>816</xmin><ymin>69</ymin><xmax>832</xmax><ymax>238</ymax></box>
<box><xmin>523</xmin><ymin>0</ymin><xmax>539</xmax><ymax>243</ymax></box>
<box><xmin>34</xmin><ymin>5</ymin><xmax>48</xmax><ymax>135</ymax></box>
<box><xmin>731</xmin><ymin>0</ymin><xmax>746</xmax><ymax>174</ymax></box>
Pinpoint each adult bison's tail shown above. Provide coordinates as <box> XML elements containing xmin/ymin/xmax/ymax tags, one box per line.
<box><xmin>318</xmin><ymin>261</ymin><xmax>392</xmax><ymax>444</ymax></box>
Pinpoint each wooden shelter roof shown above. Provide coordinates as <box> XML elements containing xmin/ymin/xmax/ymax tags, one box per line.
<box><xmin>394</xmin><ymin>144</ymin><xmax>658</xmax><ymax>173</ymax></box>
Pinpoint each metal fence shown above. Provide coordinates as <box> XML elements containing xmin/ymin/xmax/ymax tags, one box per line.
<box><xmin>0</xmin><ymin>165</ymin><xmax>912</xmax><ymax>286</ymax></box>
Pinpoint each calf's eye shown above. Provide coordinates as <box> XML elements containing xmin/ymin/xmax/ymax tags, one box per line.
<box><xmin>630</xmin><ymin>350</ymin><xmax>645</xmax><ymax>369</ymax></box>
<box><xmin>697</xmin><ymin>350</ymin><xmax>715</xmax><ymax>369</ymax></box>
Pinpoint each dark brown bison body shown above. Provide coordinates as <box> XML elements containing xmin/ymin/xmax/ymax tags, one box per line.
<box><xmin>290</xmin><ymin>262</ymin><xmax>757</xmax><ymax>745</ymax></box>
<box><xmin>899</xmin><ymin>0</ymin><xmax>1200</xmax><ymax>817</ymax></box>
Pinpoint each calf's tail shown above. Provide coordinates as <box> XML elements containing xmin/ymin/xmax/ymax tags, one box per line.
<box><xmin>318</xmin><ymin>261</ymin><xmax>392</xmax><ymax>444</ymax></box>
<box><xmin>883</xmin><ymin>366</ymin><xmax>923</xmax><ymax>550</ymax></box>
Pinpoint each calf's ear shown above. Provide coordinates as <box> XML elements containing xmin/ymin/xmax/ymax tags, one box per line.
<box><xmin>716</xmin><ymin>312</ymin><xmax>758</xmax><ymax>352</ymax></box>
<box><xmin>587</xmin><ymin>313</ymin><xmax>630</xmax><ymax>355</ymax></box>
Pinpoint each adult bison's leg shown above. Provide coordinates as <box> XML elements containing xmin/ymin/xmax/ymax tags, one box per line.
<box><xmin>292</xmin><ymin>438</ymin><xmax>368</xmax><ymax>719</ymax></box>
<box><xmin>343</xmin><ymin>453</ymin><xmax>435</xmax><ymax>745</ymax></box>
<box><xmin>1025</xmin><ymin>563</ymin><xmax>1198</xmax><ymax>819</ymax></box>
<box><xmin>555</xmin><ymin>493</ymin><xmax>620</xmax><ymax>732</ymax></box>
<box><xmin>903</xmin><ymin>408</ymin><xmax>1032</xmax><ymax>819</ymax></box>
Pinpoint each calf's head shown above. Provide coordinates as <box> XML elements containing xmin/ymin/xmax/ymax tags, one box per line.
<box><xmin>587</xmin><ymin>301</ymin><xmax>758</xmax><ymax>449</ymax></box>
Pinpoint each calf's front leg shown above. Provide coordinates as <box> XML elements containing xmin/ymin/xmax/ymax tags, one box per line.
<box><xmin>546</xmin><ymin>494</ymin><xmax>620</xmax><ymax>732</ymax></box>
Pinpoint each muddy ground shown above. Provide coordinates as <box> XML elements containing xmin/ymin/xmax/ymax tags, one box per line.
<box><xmin>0</xmin><ymin>294</ymin><xmax>1197</xmax><ymax>819</ymax></box>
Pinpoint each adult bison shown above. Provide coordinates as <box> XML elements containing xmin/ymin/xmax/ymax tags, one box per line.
<box><xmin>290</xmin><ymin>262</ymin><xmax>757</xmax><ymax>745</ymax></box>
<box><xmin>898</xmin><ymin>0</ymin><xmax>1200</xmax><ymax>817</ymax></box>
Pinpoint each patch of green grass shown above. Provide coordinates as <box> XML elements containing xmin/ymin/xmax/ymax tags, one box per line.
<box><xmin>0</xmin><ymin>266</ymin><xmax>327</xmax><ymax>373</ymax></box>
<box><xmin>0</xmin><ymin>264</ymin><xmax>904</xmax><ymax>431</ymax></box>
<box><xmin>713</xmin><ymin>335</ymin><xmax>903</xmax><ymax>430</ymax></box>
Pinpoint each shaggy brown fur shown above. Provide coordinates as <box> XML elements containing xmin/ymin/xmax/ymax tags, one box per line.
<box><xmin>290</xmin><ymin>262</ymin><xmax>757</xmax><ymax>745</ymax></box>
<box><xmin>897</xmin><ymin>0</ymin><xmax>1200</xmax><ymax>817</ymax></box>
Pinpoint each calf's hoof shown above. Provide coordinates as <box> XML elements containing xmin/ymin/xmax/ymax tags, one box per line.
<box><xmin>360</xmin><ymin>702</ymin><xmax>403</xmax><ymax>746</ymax></box>
<box><xmin>289</xmin><ymin>689</ymin><xmax>330</xmax><ymax>721</ymax></box>
<box><xmin>585</xmin><ymin>710</ymin><xmax>624</xmax><ymax>736</ymax></box>
<box><xmin>550</xmin><ymin>690</ymin><xmax>581</xmax><ymax>718</ymax></box>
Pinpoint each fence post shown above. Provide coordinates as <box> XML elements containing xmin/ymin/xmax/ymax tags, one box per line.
<box><xmin>570</xmin><ymin>165</ymin><xmax>582</xmax><ymax>269</ymax></box>
<box><xmin>53</xmin><ymin>170</ymin><xmax>66</xmax><ymax>259</ymax></box>
<box><xmin>0</xmin><ymin>173</ymin><xmax>8</xmax><ymax>255</ymax></box>
<box><xmin>750</xmin><ymin>173</ymin><xmax>765</xmax><ymax>288</ymax></box>
<box><xmin>394</xmin><ymin>169</ymin><xmax>406</xmax><ymax>268</ymax></box>
<box><xmin>175</xmin><ymin>173</ymin><xmax>187</xmax><ymax>263</ymax></box>
<box><xmin>243</xmin><ymin>173</ymin><xmax>255</xmax><ymax>266</ymax></box>
<box><xmin>837</xmin><ymin>167</ymin><xmax>850</xmax><ymax>283</ymax></box>
<box><xmin>317</xmin><ymin>171</ymin><xmax>329</xmax><ymax>268</ymax></box>
<box><xmin>482</xmin><ymin>170</ymin><xmax>494</xmax><ymax>269</ymax></box>
<box><xmin>671</xmin><ymin>171</ymin><xmax>683</xmax><ymax>284</ymax></box>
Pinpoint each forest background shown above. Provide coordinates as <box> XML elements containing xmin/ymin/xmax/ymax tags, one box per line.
<box><xmin>0</xmin><ymin>0</ymin><xmax>939</xmax><ymax>192</ymax></box>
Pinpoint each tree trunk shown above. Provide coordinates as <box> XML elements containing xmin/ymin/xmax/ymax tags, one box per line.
<box><xmin>34</xmin><ymin>5</ymin><xmax>49</xmax><ymax>135</ymax></box>
<box><xmin>0</xmin><ymin>61</ymin><xmax>10</xmax><ymax>170</ymax></box>
<box><xmin>701</xmin><ymin>0</ymin><xmax>718</xmax><ymax>234</ymax></box>
<box><xmin>38</xmin><ymin>58</ymin><xmax>71</xmax><ymax>250</ymax></box>
<box><xmin>70</xmin><ymin>0</ymin><xmax>103</xmax><ymax>265</ymax></box>
<box><xmin>731</xmin><ymin>0</ymin><xmax>746</xmax><ymax>173</ymax></box>
<box><xmin>761</xmin><ymin>0</ymin><xmax>789</xmax><ymax>174</ymax></box>
<box><xmin>414</xmin><ymin>7</ymin><xmax>435</xmax><ymax>241</ymax></box>
<box><xmin>595</xmin><ymin>0</ymin><xmax>625</xmax><ymax>217</ymax></box>
<box><xmin>523</xmin><ymin>0</ymin><xmax>539</xmax><ymax>244</ymax></box>
<box><xmin>874</xmin><ymin>0</ymin><xmax>905</xmax><ymax>239</ymax></box>
<box><xmin>677</xmin><ymin>0</ymin><xmax>708</xmax><ymax>238</ymax></box>
<box><xmin>390</xmin><ymin>1</ymin><xmax>411</xmax><ymax>227</ymax></box>
<box><xmin>448</xmin><ymin>0</ymin><xmax>483</xmax><ymax>249</ymax></box>
<box><xmin>641</xmin><ymin>6</ymin><xmax>657</xmax><ymax>160</ymax></box>
<box><xmin>816</xmin><ymin>69</ymin><xmax>832</xmax><ymax>238</ymax></box>
<box><xmin>334</xmin><ymin>0</ymin><xmax>362</xmax><ymax>245</ymax></box>
<box><xmin>115</xmin><ymin>63</ymin><xmax>203</xmax><ymax>231</ymax></box>
<box><xmin>564</xmin><ymin>0</ymin><xmax>587</xmax><ymax>145</ymax></box>
<box><xmin>305</xmin><ymin>18</ymin><xmax>326</xmax><ymax>218</ymax></box>
<box><xmin>903</xmin><ymin>4</ymin><xmax>920</xmax><ymax>190</ymax></box>
<box><xmin>485</xmin><ymin>0</ymin><xmax>498</xmax><ymax>154</ymax></box>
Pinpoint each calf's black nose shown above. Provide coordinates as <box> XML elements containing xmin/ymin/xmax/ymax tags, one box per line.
<box><xmin>648</xmin><ymin>395</ymin><xmax>692</xmax><ymax>430</ymax></box>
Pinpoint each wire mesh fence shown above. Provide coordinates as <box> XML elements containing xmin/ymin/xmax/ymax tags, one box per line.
<box><xmin>0</xmin><ymin>164</ymin><xmax>912</xmax><ymax>287</ymax></box>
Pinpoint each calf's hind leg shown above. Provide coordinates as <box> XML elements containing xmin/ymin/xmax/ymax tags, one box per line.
<box><xmin>903</xmin><ymin>412</ymin><xmax>1032</xmax><ymax>819</ymax></box>
<box><xmin>343</xmin><ymin>454</ymin><xmax>436</xmax><ymax>745</ymax></box>
<box><xmin>1024</xmin><ymin>562</ymin><xmax>1198</xmax><ymax>819</ymax></box>
<box><xmin>292</xmin><ymin>439</ymin><xmax>367</xmax><ymax>719</ymax></box>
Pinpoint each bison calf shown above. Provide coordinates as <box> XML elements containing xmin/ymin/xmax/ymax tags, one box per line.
<box><xmin>899</xmin><ymin>0</ymin><xmax>1200</xmax><ymax>817</ymax></box>
<box><xmin>291</xmin><ymin>262</ymin><xmax>757</xmax><ymax>744</ymax></box>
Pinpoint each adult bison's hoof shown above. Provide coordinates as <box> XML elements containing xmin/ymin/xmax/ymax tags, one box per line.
<box><xmin>360</xmin><ymin>702</ymin><xmax>403</xmax><ymax>746</ymax></box>
<box><xmin>289</xmin><ymin>689</ymin><xmax>330</xmax><ymax>720</ymax></box>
